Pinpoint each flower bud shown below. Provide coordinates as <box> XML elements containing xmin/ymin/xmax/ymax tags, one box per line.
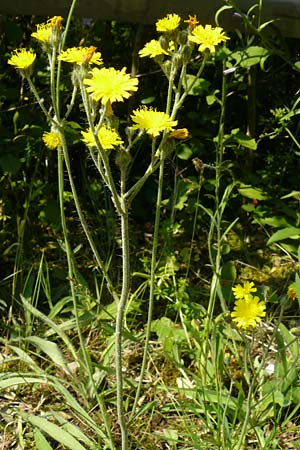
<box><xmin>115</xmin><ymin>148</ymin><xmax>131</xmax><ymax>170</ymax></box>
<box><xmin>159</xmin><ymin>35</ymin><xmax>170</xmax><ymax>51</ymax></box>
<box><xmin>170</xmin><ymin>128</ymin><xmax>189</xmax><ymax>139</ymax></box>
<box><xmin>181</xmin><ymin>45</ymin><xmax>193</xmax><ymax>64</ymax></box>
<box><xmin>177</xmin><ymin>30</ymin><xmax>188</xmax><ymax>46</ymax></box>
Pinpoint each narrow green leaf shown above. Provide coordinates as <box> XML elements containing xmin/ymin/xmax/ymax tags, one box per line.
<box><xmin>267</xmin><ymin>227</ymin><xmax>300</xmax><ymax>245</ymax></box>
<box><xmin>24</xmin><ymin>336</ymin><xmax>69</xmax><ymax>372</ymax></box>
<box><xmin>20</xmin><ymin>413</ymin><xmax>87</xmax><ymax>450</ymax></box>
<box><xmin>52</xmin><ymin>411</ymin><xmax>95</xmax><ymax>446</ymax></box>
<box><xmin>0</xmin><ymin>374</ymin><xmax>46</xmax><ymax>390</ymax></box>
<box><xmin>34</xmin><ymin>429</ymin><xmax>53</xmax><ymax>450</ymax></box>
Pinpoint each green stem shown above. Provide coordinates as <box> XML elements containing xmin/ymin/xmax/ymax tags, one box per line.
<box><xmin>26</xmin><ymin>76</ymin><xmax>55</xmax><ymax>124</ymax></box>
<box><xmin>171</xmin><ymin>53</ymin><xmax>208</xmax><ymax>120</ymax></box>
<box><xmin>59</xmin><ymin>137</ymin><xmax>115</xmax><ymax>448</ymax></box>
<box><xmin>59</xmin><ymin>131</ymin><xmax>119</xmax><ymax>303</ymax></box>
<box><xmin>56</xmin><ymin>0</ymin><xmax>78</xmax><ymax>110</ymax></box>
<box><xmin>115</xmin><ymin>167</ymin><xmax>130</xmax><ymax>450</ymax></box>
<box><xmin>129</xmin><ymin>155</ymin><xmax>165</xmax><ymax>422</ymax></box>
<box><xmin>130</xmin><ymin>58</ymin><xmax>176</xmax><ymax>420</ymax></box>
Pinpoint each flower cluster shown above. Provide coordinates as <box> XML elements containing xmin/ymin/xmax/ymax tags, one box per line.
<box><xmin>8</xmin><ymin>12</ymin><xmax>228</xmax><ymax>147</ymax></box>
<box><xmin>231</xmin><ymin>282</ymin><xmax>266</xmax><ymax>330</ymax></box>
<box><xmin>138</xmin><ymin>13</ymin><xmax>229</xmax><ymax>59</ymax></box>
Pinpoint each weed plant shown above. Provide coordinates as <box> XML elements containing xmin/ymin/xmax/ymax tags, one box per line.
<box><xmin>1</xmin><ymin>1</ymin><xmax>300</xmax><ymax>449</ymax></box>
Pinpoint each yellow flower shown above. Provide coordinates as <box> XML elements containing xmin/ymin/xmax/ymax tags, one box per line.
<box><xmin>232</xmin><ymin>281</ymin><xmax>257</xmax><ymax>300</ymax></box>
<box><xmin>170</xmin><ymin>128</ymin><xmax>189</xmax><ymax>139</ymax></box>
<box><xmin>287</xmin><ymin>286</ymin><xmax>297</xmax><ymax>300</ymax></box>
<box><xmin>156</xmin><ymin>13</ymin><xmax>181</xmax><ymax>33</ymax></box>
<box><xmin>131</xmin><ymin>107</ymin><xmax>178</xmax><ymax>137</ymax></box>
<box><xmin>231</xmin><ymin>295</ymin><xmax>266</xmax><ymax>330</ymax></box>
<box><xmin>31</xmin><ymin>17</ymin><xmax>63</xmax><ymax>47</ymax></box>
<box><xmin>188</xmin><ymin>24</ymin><xmax>229</xmax><ymax>53</ymax></box>
<box><xmin>42</xmin><ymin>131</ymin><xmax>61</xmax><ymax>150</ymax></box>
<box><xmin>139</xmin><ymin>40</ymin><xmax>168</xmax><ymax>58</ymax></box>
<box><xmin>83</xmin><ymin>67</ymin><xmax>138</xmax><ymax>105</ymax></box>
<box><xmin>81</xmin><ymin>126</ymin><xmax>123</xmax><ymax>150</ymax></box>
<box><xmin>58</xmin><ymin>47</ymin><xmax>102</xmax><ymax>66</ymax></box>
<box><xmin>8</xmin><ymin>48</ymin><xmax>36</xmax><ymax>72</ymax></box>
<box><xmin>31</xmin><ymin>24</ymin><xmax>52</xmax><ymax>44</ymax></box>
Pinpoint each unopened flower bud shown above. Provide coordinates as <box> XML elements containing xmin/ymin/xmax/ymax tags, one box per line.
<box><xmin>115</xmin><ymin>148</ymin><xmax>131</xmax><ymax>170</ymax></box>
<box><xmin>177</xmin><ymin>30</ymin><xmax>188</xmax><ymax>46</ymax></box>
<box><xmin>159</xmin><ymin>35</ymin><xmax>170</xmax><ymax>51</ymax></box>
<box><xmin>170</xmin><ymin>128</ymin><xmax>189</xmax><ymax>139</ymax></box>
<box><xmin>181</xmin><ymin>45</ymin><xmax>193</xmax><ymax>64</ymax></box>
<box><xmin>173</xmin><ymin>53</ymin><xmax>183</xmax><ymax>69</ymax></box>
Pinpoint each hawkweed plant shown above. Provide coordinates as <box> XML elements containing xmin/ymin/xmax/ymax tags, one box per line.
<box><xmin>7</xmin><ymin>3</ymin><xmax>230</xmax><ymax>448</ymax></box>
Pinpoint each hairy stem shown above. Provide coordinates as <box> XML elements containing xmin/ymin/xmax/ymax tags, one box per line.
<box><xmin>115</xmin><ymin>167</ymin><xmax>130</xmax><ymax>450</ymax></box>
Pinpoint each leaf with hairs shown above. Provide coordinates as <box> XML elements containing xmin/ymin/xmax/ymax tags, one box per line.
<box><xmin>20</xmin><ymin>413</ymin><xmax>88</xmax><ymax>450</ymax></box>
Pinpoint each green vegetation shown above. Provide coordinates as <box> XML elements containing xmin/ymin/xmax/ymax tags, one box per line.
<box><xmin>1</xmin><ymin>1</ymin><xmax>300</xmax><ymax>449</ymax></box>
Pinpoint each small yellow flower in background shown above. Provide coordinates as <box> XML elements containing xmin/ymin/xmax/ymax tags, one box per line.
<box><xmin>81</xmin><ymin>126</ymin><xmax>123</xmax><ymax>150</ymax></box>
<box><xmin>231</xmin><ymin>295</ymin><xmax>266</xmax><ymax>330</ymax></box>
<box><xmin>287</xmin><ymin>285</ymin><xmax>297</xmax><ymax>300</ymax></box>
<box><xmin>58</xmin><ymin>47</ymin><xmax>102</xmax><ymax>66</ymax></box>
<box><xmin>232</xmin><ymin>281</ymin><xmax>257</xmax><ymax>300</ymax></box>
<box><xmin>170</xmin><ymin>128</ymin><xmax>189</xmax><ymax>140</ymax></box>
<box><xmin>84</xmin><ymin>67</ymin><xmax>138</xmax><ymax>105</ymax></box>
<box><xmin>8</xmin><ymin>48</ymin><xmax>36</xmax><ymax>72</ymax></box>
<box><xmin>184</xmin><ymin>15</ymin><xmax>199</xmax><ymax>31</ymax></box>
<box><xmin>188</xmin><ymin>24</ymin><xmax>229</xmax><ymax>53</ymax></box>
<box><xmin>131</xmin><ymin>106</ymin><xmax>178</xmax><ymax>137</ymax></box>
<box><xmin>139</xmin><ymin>40</ymin><xmax>168</xmax><ymax>58</ymax></box>
<box><xmin>156</xmin><ymin>13</ymin><xmax>181</xmax><ymax>33</ymax></box>
<box><xmin>42</xmin><ymin>131</ymin><xmax>61</xmax><ymax>150</ymax></box>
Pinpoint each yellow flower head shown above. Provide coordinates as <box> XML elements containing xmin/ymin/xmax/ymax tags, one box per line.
<box><xmin>131</xmin><ymin>106</ymin><xmax>178</xmax><ymax>137</ymax></box>
<box><xmin>184</xmin><ymin>15</ymin><xmax>199</xmax><ymax>31</ymax></box>
<box><xmin>31</xmin><ymin>17</ymin><xmax>64</xmax><ymax>47</ymax></box>
<box><xmin>42</xmin><ymin>131</ymin><xmax>61</xmax><ymax>150</ymax></box>
<box><xmin>231</xmin><ymin>295</ymin><xmax>266</xmax><ymax>330</ymax></box>
<box><xmin>83</xmin><ymin>67</ymin><xmax>138</xmax><ymax>105</ymax></box>
<box><xmin>139</xmin><ymin>40</ymin><xmax>168</xmax><ymax>58</ymax></box>
<box><xmin>31</xmin><ymin>23</ymin><xmax>52</xmax><ymax>44</ymax></box>
<box><xmin>81</xmin><ymin>126</ymin><xmax>123</xmax><ymax>150</ymax></box>
<box><xmin>156</xmin><ymin>13</ymin><xmax>181</xmax><ymax>33</ymax></box>
<box><xmin>232</xmin><ymin>281</ymin><xmax>257</xmax><ymax>300</ymax></box>
<box><xmin>188</xmin><ymin>24</ymin><xmax>229</xmax><ymax>53</ymax></box>
<box><xmin>58</xmin><ymin>47</ymin><xmax>102</xmax><ymax>66</ymax></box>
<box><xmin>8</xmin><ymin>48</ymin><xmax>36</xmax><ymax>72</ymax></box>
